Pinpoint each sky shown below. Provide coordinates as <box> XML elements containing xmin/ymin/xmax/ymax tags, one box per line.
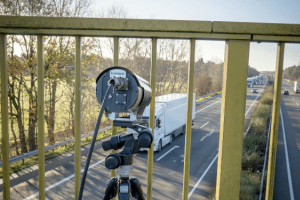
<box><xmin>94</xmin><ymin>0</ymin><xmax>300</xmax><ymax>71</ymax></box>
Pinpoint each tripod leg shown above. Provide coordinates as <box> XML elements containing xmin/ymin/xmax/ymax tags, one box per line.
<box><xmin>130</xmin><ymin>177</ymin><xmax>145</xmax><ymax>200</ymax></box>
<box><xmin>103</xmin><ymin>177</ymin><xmax>118</xmax><ymax>200</ymax></box>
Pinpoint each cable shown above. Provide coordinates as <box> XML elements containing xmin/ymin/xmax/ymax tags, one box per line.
<box><xmin>78</xmin><ymin>84</ymin><xmax>113</xmax><ymax>200</ymax></box>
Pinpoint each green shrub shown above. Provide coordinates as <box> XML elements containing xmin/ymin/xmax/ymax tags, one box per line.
<box><xmin>242</xmin><ymin>135</ymin><xmax>266</xmax><ymax>172</ymax></box>
<box><xmin>243</xmin><ymin>135</ymin><xmax>267</xmax><ymax>154</ymax></box>
<box><xmin>260</xmin><ymin>87</ymin><xmax>273</xmax><ymax>105</ymax></box>
<box><xmin>252</xmin><ymin>104</ymin><xmax>270</xmax><ymax>119</ymax></box>
<box><xmin>251</xmin><ymin>118</ymin><xmax>267</xmax><ymax>137</ymax></box>
<box><xmin>240</xmin><ymin>170</ymin><xmax>260</xmax><ymax>200</ymax></box>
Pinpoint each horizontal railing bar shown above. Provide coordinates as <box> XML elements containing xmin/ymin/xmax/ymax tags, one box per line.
<box><xmin>0</xmin><ymin>16</ymin><xmax>212</xmax><ymax>33</ymax></box>
<box><xmin>1</xmin><ymin>16</ymin><xmax>300</xmax><ymax>37</ymax></box>
<box><xmin>253</xmin><ymin>35</ymin><xmax>300</xmax><ymax>43</ymax></box>
<box><xmin>213</xmin><ymin>21</ymin><xmax>300</xmax><ymax>36</ymax></box>
<box><xmin>0</xmin><ymin>28</ymin><xmax>251</xmax><ymax>40</ymax></box>
<box><xmin>0</xmin><ymin>126</ymin><xmax>111</xmax><ymax>167</ymax></box>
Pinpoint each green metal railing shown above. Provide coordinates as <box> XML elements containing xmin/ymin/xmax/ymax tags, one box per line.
<box><xmin>1</xmin><ymin>16</ymin><xmax>300</xmax><ymax>200</ymax></box>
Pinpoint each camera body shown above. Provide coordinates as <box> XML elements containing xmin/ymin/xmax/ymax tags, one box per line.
<box><xmin>96</xmin><ymin>66</ymin><xmax>152</xmax><ymax>119</ymax></box>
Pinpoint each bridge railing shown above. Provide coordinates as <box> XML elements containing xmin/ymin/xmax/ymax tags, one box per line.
<box><xmin>1</xmin><ymin>16</ymin><xmax>300</xmax><ymax>200</ymax></box>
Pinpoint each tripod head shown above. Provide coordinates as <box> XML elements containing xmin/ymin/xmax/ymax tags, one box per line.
<box><xmin>102</xmin><ymin>123</ymin><xmax>153</xmax><ymax>172</ymax></box>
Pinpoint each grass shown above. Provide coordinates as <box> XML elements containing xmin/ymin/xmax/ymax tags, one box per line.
<box><xmin>196</xmin><ymin>91</ymin><xmax>222</xmax><ymax>103</ymax></box>
<box><xmin>0</xmin><ymin>127</ymin><xmax>124</xmax><ymax>178</ymax></box>
<box><xmin>240</xmin><ymin>85</ymin><xmax>273</xmax><ymax>199</ymax></box>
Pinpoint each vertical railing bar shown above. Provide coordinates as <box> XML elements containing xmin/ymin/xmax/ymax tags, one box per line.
<box><xmin>37</xmin><ymin>35</ymin><xmax>45</xmax><ymax>200</ymax></box>
<box><xmin>108</xmin><ymin>36</ymin><xmax>119</xmax><ymax>200</ymax></box>
<box><xmin>146</xmin><ymin>37</ymin><xmax>157</xmax><ymax>200</ymax></box>
<box><xmin>113</xmin><ymin>37</ymin><xmax>119</xmax><ymax>66</ymax></box>
<box><xmin>215</xmin><ymin>40</ymin><xmax>250</xmax><ymax>200</ymax></box>
<box><xmin>75</xmin><ymin>36</ymin><xmax>82</xmax><ymax>200</ymax></box>
<box><xmin>110</xmin><ymin>36</ymin><xmax>119</xmax><ymax>183</ymax></box>
<box><xmin>265</xmin><ymin>42</ymin><xmax>285</xmax><ymax>200</ymax></box>
<box><xmin>182</xmin><ymin>38</ymin><xmax>195</xmax><ymax>200</ymax></box>
<box><xmin>0</xmin><ymin>34</ymin><xmax>10</xmax><ymax>200</ymax></box>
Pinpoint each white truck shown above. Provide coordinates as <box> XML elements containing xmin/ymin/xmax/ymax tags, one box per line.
<box><xmin>294</xmin><ymin>81</ymin><xmax>300</xmax><ymax>93</ymax></box>
<box><xmin>247</xmin><ymin>78</ymin><xmax>254</xmax><ymax>88</ymax></box>
<box><xmin>129</xmin><ymin>93</ymin><xmax>196</xmax><ymax>152</ymax></box>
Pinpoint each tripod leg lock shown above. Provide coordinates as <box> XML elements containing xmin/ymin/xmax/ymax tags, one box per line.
<box><xmin>130</xmin><ymin>177</ymin><xmax>145</xmax><ymax>200</ymax></box>
<box><xmin>103</xmin><ymin>177</ymin><xmax>118</xmax><ymax>200</ymax></box>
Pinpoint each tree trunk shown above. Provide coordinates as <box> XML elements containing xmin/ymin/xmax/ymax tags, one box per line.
<box><xmin>28</xmin><ymin>72</ymin><xmax>37</xmax><ymax>151</ymax></box>
<box><xmin>47</xmin><ymin>80</ymin><xmax>57</xmax><ymax>145</ymax></box>
<box><xmin>17</xmin><ymin>111</ymin><xmax>28</xmax><ymax>153</ymax></box>
<box><xmin>70</xmin><ymin>91</ymin><xmax>75</xmax><ymax>137</ymax></box>
<box><xmin>8</xmin><ymin>77</ymin><xmax>28</xmax><ymax>154</ymax></box>
<box><xmin>9</xmin><ymin>98</ymin><xmax>20</xmax><ymax>156</ymax></box>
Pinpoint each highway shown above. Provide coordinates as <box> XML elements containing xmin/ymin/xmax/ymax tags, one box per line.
<box><xmin>273</xmin><ymin>79</ymin><xmax>300</xmax><ymax>200</ymax></box>
<box><xmin>1</xmin><ymin>81</ymin><xmax>267</xmax><ymax>200</ymax></box>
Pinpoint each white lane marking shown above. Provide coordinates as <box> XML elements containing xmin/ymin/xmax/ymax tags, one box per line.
<box><xmin>24</xmin><ymin>159</ymin><xmax>105</xmax><ymax>200</ymax></box>
<box><xmin>245</xmin><ymin>86</ymin><xmax>265</xmax><ymax>116</ymax></box>
<box><xmin>200</xmin><ymin>129</ymin><xmax>214</xmax><ymax>142</ymax></box>
<box><xmin>196</xmin><ymin>100</ymin><xmax>221</xmax><ymax>114</ymax></box>
<box><xmin>280</xmin><ymin>107</ymin><xmax>295</xmax><ymax>200</ymax></box>
<box><xmin>156</xmin><ymin>145</ymin><xmax>180</xmax><ymax>161</ymax></box>
<box><xmin>188</xmin><ymin>153</ymin><xmax>218</xmax><ymax>199</ymax></box>
<box><xmin>200</xmin><ymin>121</ymin><xmax>209</xmax><ymax>129</ymax></box>
<box><xmin>196</xmin><ymin>85</ymin><xmax>265</xmax><ymax>116</ymax></box>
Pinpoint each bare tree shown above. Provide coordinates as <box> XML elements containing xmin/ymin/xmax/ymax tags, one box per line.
<box><xmin>1</xmin><ymin>0</ymin><xmax>95</xmax><ymax>151</ymax></box>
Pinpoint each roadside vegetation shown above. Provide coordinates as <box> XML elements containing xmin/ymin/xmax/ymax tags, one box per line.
<box><xmin>240</xmin><ymin>85</ymin><xmax>273</xmax><ymax>200</ymax></box>
<box><xmin>283</xmin><ymin>64</ymin><xmax>300</xmax><ymax>81</ymax></box>
<box><xmin>195</xmin><ymin>91</ymin><xmax>222</xmax><ymax>103</ymax></box>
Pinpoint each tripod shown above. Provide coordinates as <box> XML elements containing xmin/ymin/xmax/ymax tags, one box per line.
<box><xmin>103</xmin><ymin>167</ymin><xmax>144</xmax><ymax>200</ymax></box>
<box><xmin>102</xmin><ymin>122</ymin><xmax>153</xmax><ymax>200</ymax></box>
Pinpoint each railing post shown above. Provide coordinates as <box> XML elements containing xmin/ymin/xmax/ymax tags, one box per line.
<box><xmin>37</xmin><ymin>35</ymin><xmax>45</xmax><ymax>200</ymax></box>
<box><xmin>182</xmin><ymin>38</ymin><xmax>196</xmax><ymax>200</ymax></box>
<box><xmin>265</xmin><ymin>42</ymin><xmax>285</xmax><ymax>200</ymax></box>
<box><xmin>1</xmin><ymin>34</ymin><xmax>10</xmax><ymax>200</ymax></box>
<box><xmin>110</xmin><ymin>36</ymin><xmax>119</xmax><ymax>182</ymax></box>
<box><xmin>75</xmin><ymin>36</ymin><xmax>82</xmax><ymax>200</ymax></box>
<box><xmin>146</xmin><ymin>38</ymin><xmax>157</xmax><ymax>200</ymax></box>
<box><xmin>215</xmin><ymin>39</ymin><xmax>250</xmax><ymax>200</ymax></box>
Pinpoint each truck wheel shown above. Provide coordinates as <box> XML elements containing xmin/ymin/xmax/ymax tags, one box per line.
<box><xmin>158</xmin><ymin>140</ymin><xmax>162</xmax><ymax>152</ymax></box>
<box><xmin>181</xmin><ymin>125</ymin><xmax>186</xmax><ymax>135</ymax></box>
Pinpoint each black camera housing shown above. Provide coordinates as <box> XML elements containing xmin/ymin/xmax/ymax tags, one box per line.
<box><xmin>96</xmin><ymin>66</ymin><xmax>152</xmax><ymax>116</ymax></box>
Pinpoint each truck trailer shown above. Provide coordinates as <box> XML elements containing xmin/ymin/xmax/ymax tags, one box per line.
<box><xmin>128</xmin><ymin>93</ymin><xmax>196</xmax><ymax>152</ymax></box>
<box><xmin>294</xmin><ymin>81</ymin><xmax>300</xmax><ymax>93</ymax></box>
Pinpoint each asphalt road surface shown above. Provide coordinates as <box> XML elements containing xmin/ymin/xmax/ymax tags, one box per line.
<box><xmin>1</xmin><ymin>80</ymin><xmax>267</xmax><ymax>200</ymax></box>
<box><xmin>273</xmin><ymin>79</ymin><xmax>300</xmax><ymax>200</ymax></box>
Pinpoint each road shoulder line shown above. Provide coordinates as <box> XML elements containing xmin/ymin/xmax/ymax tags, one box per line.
<box><xmin>280</xmin><ymin>107</ymin><xmax>295</xmax><ymax>200</ymax></box>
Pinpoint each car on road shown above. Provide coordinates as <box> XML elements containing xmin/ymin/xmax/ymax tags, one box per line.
<box><xmin>283</xmin><ymin>90</ymin><xmax>289</xmax><ymax>95</ymax></box>
<box><xmin>251</xmin><ymin>88</ymin><xmax>257</xmax><ymax>93</ymax></box>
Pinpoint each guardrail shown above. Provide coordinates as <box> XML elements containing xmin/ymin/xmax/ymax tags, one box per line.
<box><xmin>0</xmin><ymin>126</ymin><xmax>112</xmax><ymax>167</ymax></box>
